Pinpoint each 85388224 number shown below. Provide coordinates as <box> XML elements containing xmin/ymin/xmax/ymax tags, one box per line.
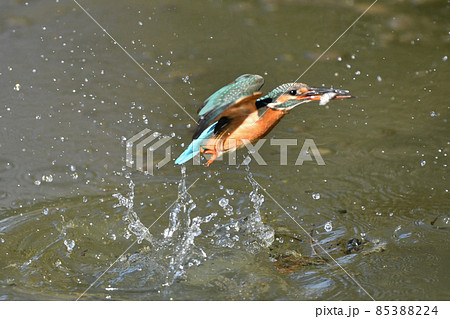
<box><xmin>375</xmin><ymin>306</ymin><xmax>438</xmax><ymax>316</ymax></box>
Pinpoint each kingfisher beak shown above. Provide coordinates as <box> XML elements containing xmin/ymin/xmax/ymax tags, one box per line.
<box><xmin>296</xmin><ymin>87</ymin><xmax>354</xmax><ymax>105</ymax></box>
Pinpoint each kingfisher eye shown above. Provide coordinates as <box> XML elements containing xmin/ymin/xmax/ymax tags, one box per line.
<box><xmin>289</xmin><ymin>90</ymin><xmax>297</xmax><ymax>96</ymax></box>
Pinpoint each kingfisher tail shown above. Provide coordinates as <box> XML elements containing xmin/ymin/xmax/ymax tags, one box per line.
<box><xmin>175</xmin><ymin>122</ymin><xmax>217</xmax><ymax>165</ymax></box>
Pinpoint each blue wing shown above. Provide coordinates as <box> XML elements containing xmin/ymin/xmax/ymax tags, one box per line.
<box><xmin>193</xmin><ymin>74</ymin><xmax>264</xmax><ymax>139</ymax></box>
<box><xmin>174</xmin><ymin>121</ymin><xmax>217</xmax><ymax>165</ymax></box>
<box><xmin>175</xmin><ymin>74</ymin><xmax>264</xmax><ymax>165</ymax></box>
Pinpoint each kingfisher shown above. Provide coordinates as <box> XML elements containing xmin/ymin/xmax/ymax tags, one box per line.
<box><xmin>175</xmin><ymin>74</ymin><xmax>353</xmax><ymax>166</ymax></box>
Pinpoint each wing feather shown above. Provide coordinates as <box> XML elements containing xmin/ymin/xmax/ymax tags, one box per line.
<box><xmin>193</xmin><ymin>74</ymin><xmax>264</xmax><ymax>139</ymax></box>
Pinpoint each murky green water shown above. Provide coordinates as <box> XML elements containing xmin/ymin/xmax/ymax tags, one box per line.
<box><xmin>0</xmin><ymin>0</ymin><xmax>448</xmax><ymax>300</ymax></box>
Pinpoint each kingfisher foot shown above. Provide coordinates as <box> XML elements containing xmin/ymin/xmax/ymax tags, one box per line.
<box><xmin>203</xmin><ymin>149</ymin><xmax>218</xmax><ymax>167</ymax></box>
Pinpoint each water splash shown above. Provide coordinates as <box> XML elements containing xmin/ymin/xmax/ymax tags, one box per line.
<box><xmin>163</xmin><ymin>166</ymin><xmax>217</xmax><ymax>284</ymax></box>
<box><xmin>163</xmin><ymin>166</ymin><xmax>196</xmax><ymax>239</ymax></box>
<box><xmin>245</xmin><ymin>168</ymin><xmax>275</xmax><ymax>250</ymax></box>
<box><xmin>113</xmin><ymin>166</ymin><xmax>215</xmax><ymax>285</ymax></box>
<box><xmin>208</xmin><ymin>167</ymin><xmax>274</xmax><ymax>252</ymax></box>
<box><xmin>112</xmin><ymin>164</ymin><xmax>275</xmax><ymax>287</ymax></box>
<box><xmin>218</xmin><ymin>197</ymin><xmax>234</xmax><ymax>216</ymax></box>
<box><xmin>165</xmin><ymin>212</ymin><xmax>216</xmax><ymax>284</ymax></box>
<box><xmin>113</xmin><ymin>178</ymin><xmax>154</xmax><ymax>245</ymax></box>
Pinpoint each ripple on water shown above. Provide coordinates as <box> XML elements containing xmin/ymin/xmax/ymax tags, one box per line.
<box><xmin>360</xmin><ymin>255</ymin><xmax>435</xmax><ymax>300</ymax></box>
<box><xmin>306</xmin><ymin>171</ymin><xmax>426</xmax><ymax>240</ymax></box>
<box><xmin>283</xmin><ymin>254</ymin><xmax>372</xmax><ymax>300</ymax></box>
<box><xmin>0</xmin><ymin>195</ymin><xmax>128</xmax><ymax>300</ymax></box>
<box><xmin>326</xmin><ymin>172</ymin><xmax>412</xmax><ymax>205</ymax></box>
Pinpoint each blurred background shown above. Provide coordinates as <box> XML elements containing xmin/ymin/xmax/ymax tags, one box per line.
<box><xmin>0</xmin><ymin>0</ymin><xmax>448</xmax><ymax>300</ymax></box>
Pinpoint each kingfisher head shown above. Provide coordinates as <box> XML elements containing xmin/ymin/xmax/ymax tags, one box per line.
<box><xmin>257</xmin><ymin>83</ymin><xmax>353</xmax><ymax>111</ymax></box>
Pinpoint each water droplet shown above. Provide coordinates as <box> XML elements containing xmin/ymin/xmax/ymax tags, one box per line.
<box><xmin>226</xmin><ymin>188</ymin><xmax>234</xmax><ymax>196</ymax></box>
<box><xmin>42</xmin><ymin>207</ymin><xmax>49</xmax><ymax>215</ymax></box>
<box><xmin>420</xmin><ymin>160</ymin><xmax>426</xmax><ymax>166</ymax></box>
<box><xmin>41</xmin><ymin>174</ymin><xmax>53</xmax><ymax>183</ymax></box>
<box><xmin>242</xmin><ymin>156</ymin><xmax>251</xmax><ymax>165</ymax></box>
<box><xmin>218</xmin><ymin>197</ymin><xmax>229</xmax><ymax>208</ymax></box>
<box><xmin>64</xmin><ymin>239</ymin><xmax>75</xmax><ymax>252</ymax></box>
<box><xmin>324</xmin><ymin>221</ymin><xmax>332</xmax><ymax>232</ymax></box>
<box><xmin>13</xmin><ymin>83</ymin><xmax>21</xmax><ymax>91</ymax></box>
<box><xmin>312</xmin><ymin>192</ymin><xmax>320</xmax><ymax>200</ymax></box>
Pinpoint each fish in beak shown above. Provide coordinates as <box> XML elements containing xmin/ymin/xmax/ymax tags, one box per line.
<box><xmin>297</xmin><ymin>87</ymin><xmax>354</xmax><ymax>105</ymax></box>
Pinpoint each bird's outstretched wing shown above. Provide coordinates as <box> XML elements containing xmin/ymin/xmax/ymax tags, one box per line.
<box><xmin>193</xmin><ymin>74</ymin><xmax>264</xmax><ymax>139</ymax></box>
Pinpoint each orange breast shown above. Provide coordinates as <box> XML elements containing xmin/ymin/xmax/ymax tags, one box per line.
<box><xmin>205</xmin><ymin>108</ymin><xmax>287</xmax><ymax>153</ymax></box>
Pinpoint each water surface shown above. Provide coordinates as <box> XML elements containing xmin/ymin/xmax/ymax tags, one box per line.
<box><xmin>0</xmin><ymin>0</ymin><xmax>448</xmax><ymax>300</ymax></box>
